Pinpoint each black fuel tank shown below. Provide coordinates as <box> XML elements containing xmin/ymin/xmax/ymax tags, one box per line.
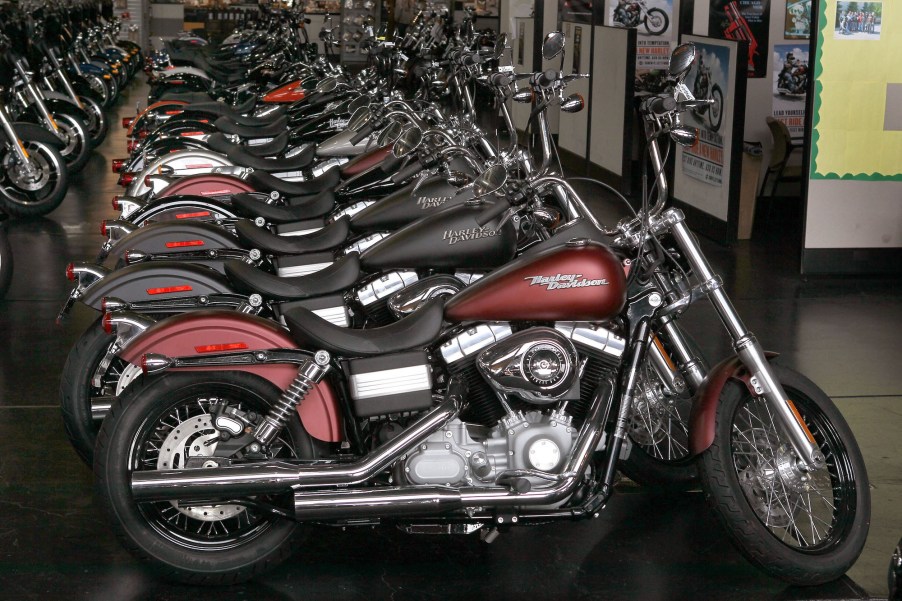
<box><xmin>350</xmin><ymin>175</ymin><xmax>476</xmax><ymax>233</ymax></box>
<box><xmin>359</xmin><ymin>200</ymin><xmax>517</xmax><ymax>271</ymax></box>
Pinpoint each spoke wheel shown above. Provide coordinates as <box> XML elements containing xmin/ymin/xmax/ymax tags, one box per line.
<box><xmin>699</xmin><ymin>365</ymin><xmax>870</xmax><ymax>584</ymax></box>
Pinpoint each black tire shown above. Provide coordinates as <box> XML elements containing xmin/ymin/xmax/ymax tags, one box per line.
<box><xmin>0</xmin><ymin>140</ymin><xmax>69</xmax><ymax>217</ymax></box>
<box><xmin>85</xmin><ymin>74</ymin><xmax>113</xmax><ymax>109</ymax></box>
<box><xmin>709</xmin><ymin>84</ymin><xmax>724</xmax><ymax>132</ymax></box>
<box><xmin>618</xmin><ymin>325</ymin><xmax>707</xmax><ymax>490</ymax></box>
<box><xmin>80</xmin><ymin>95</ymin><xmax>110</xmax><ymax>148</ymax></box>
<box><xmin>59</xmin><ymin>317</ymin><xmax>125</xmax><ymax>465</ymax></box>
<box><xmin>644</xmin><ymin>8</ymin><xmax>669</xmax><ymax>35</ymax></box>
<box><xmin>54</xmin><ymin>113</ymin><xmax>92</xmax><ymax>174</ymax></box>
<box><xmin>698</xmin><ymin>365</ymin><xmax>870</xmax><ymax>585</ymax></box>
<box><xmin>0</xmin><ymin>215</ymin><xmax>12</xmax><ymax>299</ymax></box>
<box><xmin>95</xmin><ymin>370</ymin><xmax>315</xmax><ymax>584</ymax></box>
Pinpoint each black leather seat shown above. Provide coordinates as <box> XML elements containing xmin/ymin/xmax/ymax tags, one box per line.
<box><xmin>231</xmin><ymin>190</ymin><xmax>336</xmax><ymax>222</ymax></box>
<box><xmin>248</xmin><ymin>167</ymin><xmax>341</xmax><ymax>196</ymax></box>
<box><xmin>223</xmin><ymin>253</ymin><xmax>360</xmax><ymax>301</ymax></box>
<box><xmin>158</xmin><ymin>91</ymin><xmax>216</xmax><ymax>103</ymax></box>
<box><xmin>206</xmin><ymin>132</ymin><xmax>289</xmax><ymax>157</ymax></box>
<box><xmin>234</xmin><ymin>217</ymin><xmax>349</xmax><ymax>254</ymax></box>
<box><xmin>226</xmin><ymin>144</ymin><xmax>315</xmax><ymax>172</ymax></box>
<box><xmin>284</xmin><ymin>297</ymin><xmax>446</xmax><ymax>356</ymax></box>
<box><xmin>183</xmin><ymin>95</ymin><xmax>256</xmax><ymax>118</ymax></box>
<box><xmin>214</xmin><ymin>115</ymin><xmax>288</xmax><ymax>138</ymax></box>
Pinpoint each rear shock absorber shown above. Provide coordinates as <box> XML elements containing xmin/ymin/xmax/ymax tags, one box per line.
<box><xmin>254</xmin><ymin>350</ymin><xmax>331</xmax><ymax>445</ymax></box>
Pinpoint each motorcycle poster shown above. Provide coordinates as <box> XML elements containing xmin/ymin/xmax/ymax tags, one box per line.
<box><xmin>605</xmin><ymin>0</ymin><xmax>675</xmax><ymax>71</ymax></box>
<box><xmin>772</xmin><ymin>44</ymin><xmax>808</xmax><ymax>139</ymax></box>
<box><xmin>681</xmin><ymin>42</ymin><xmax>731</xmax><ymax>188</ymax></box>
<box><xmin>784</xmin><ymin>0</ymin><xmax>811</xmax><ymax>39</ymax></box>
<box><xmin>834</xmin><ymin>1</ymin><xmax>882</xmax><ymax>40</ymax></box>
<box><xmin>708</xmin><ymin>0</ymin><xmax>770</xmax><ymax>78</ymax></box>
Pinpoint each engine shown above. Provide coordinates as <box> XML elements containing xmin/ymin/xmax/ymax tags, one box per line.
<box><xmin>403</xmin><ymin>322</ymin><xmax>625</xmax><ymax>487</ymax></box>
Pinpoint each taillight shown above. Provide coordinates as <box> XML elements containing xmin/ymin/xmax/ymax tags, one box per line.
<box><xmin>111</xmin><ymin>158</ymin><xmax>126</xmax><ymax>173</ymax></box>
<box><xmin>164</xmin><ymin>240</ymin><xmax>204</xmax><ymax>248</ymax></box>
<box><xmin>122</xmin><ymin>117</ymin><xmax>133</xmax><ymax>128</ymax></box>
<box><xmin>118</xmin><ymin>173</ymin><xmax>135</xmax><ymax>186</ymax></box>
<box><xmin>194</xmin><ymin>342</ymin><xmax>249</xmax><ymax>353</ymax></box>
<box><xmin>111</xmin><ymin>196</ymin><xmax>121</xmax><ymax>211</ymax></box>
<box><xmin>65</xmin><ymin>262</ymin><xmax>75</xmax><ymax>281</ymax></box>
<box><xmin>100</xmin><ymin>220</ymin><xmax>108</xmax><ymax>236</ymax></box>
<box><xmin>102</xmin><ymin>313</ymin><xmax>114</xmax><ymax>334</ymax></box>
<box><xmin>146</xmin><ymin>285</ymin><xmax>193</xmax><ymax>295</ymax></box>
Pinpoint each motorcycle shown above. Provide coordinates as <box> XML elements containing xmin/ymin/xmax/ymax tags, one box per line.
<box><xmin>612</xmin><ymin>0</ymin><xmax>669</xmax><ymax>35</ymax></box>
<box><xmin>777</xmin><ymin>62</ymin><xmax>808</xmax><ymax>96</ymax></box>
<box><xmin>91</xmin><ymin>42</ymin><xmax>869</xmax><ymax>586</ymax></box>
<box><xmin>690</xmin><ymin>59</ymin><xmax>723</xmax><ymax>131</ymax></box>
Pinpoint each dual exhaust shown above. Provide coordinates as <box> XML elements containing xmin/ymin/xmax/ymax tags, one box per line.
<box><xmin>131</xmin><ymin>382</ymin><xmax>614</xmax><ymax>521</ymax></box>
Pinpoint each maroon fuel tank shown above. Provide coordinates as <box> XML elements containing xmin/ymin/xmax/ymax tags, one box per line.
<box><xmin>444</xmin><ymin>241</ymin><xmax>627</xmax><ymax>322</ymax></box>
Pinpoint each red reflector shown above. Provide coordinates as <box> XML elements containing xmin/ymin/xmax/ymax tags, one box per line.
<box><xmin>165</xmin><ymin>110</ymin><xmax>182</xmax><ymax>115</ymax></box>
<box><xmin>168</xmin><ymin>80</ymin><xmax>185</xmax><ymax>85</ymax></box>
<box><xmin>138</xmin><ymin>130</ymin><xmax>149</xmax><ymax>139</ymax></box>
<box><xmin>111</xmin><ymin>159</ymin><xmax>126</xmax><ymax>173</ymax></box>
<box><xmin>127</xmin><ymin>140</ymin><xmax>137</xmax><ymax>152</ymax></box>
<box><xmin>144</xmin><ymin>175</ymin><xmax>153</xmax><ymax>186</ymax></box>
<box><xmin>199</xmin><ymin>119</ymin><xmax>209</xmax><ymax>124</ymax></box>
<box><xmin>179</xmin><ymin>131</ymin><xmax>205</xmax><ymax>137</ymax></box>
<box><xmin>102</xmin><ymin>313</ymin><xmax>114</xmax><ymax>334</ymax></box>
<box><xmin>65</xmin><ymin>263</ymin><xmax>75</xmax><ymax>281</ymax></box>
<box><xmin>112</xmin><ymin>196</ymin><xmax>121</xmax><ymax>210</ymax></box>
<box><xmin>100</xmin><ymin>220</ymin><xmax>108</xmax><ymax>236</ymax></box>
<box><xmin>118</xmin><ymin>173</ymin><xmax>134</xmax><ymax>186</ymax></box>
<box><xmin>164</xmin><ymin>240</ymin><xmax>205</xmax><ymax>248</ymax></box>
<box><xmin>175</xmin><ymin>211</ymin><xmax>211</xmax><ymax>219</ymax></box>
<box><xmin>140</xmin><ymin>354</ymin><xmax>148</xmax><ymax>374</ymax></box>
<box><xmin>194</xmin><ymin>342</ymin><xmax>249</xmax><ymax>353</ymax></box>
<box><xmin>146</xmin><ymin>285</ymin><xmax>193</xmax><ymax>295</ymax></box>
<box><xmin>122</xmin><ymin>117</ymin><xmax>134</xmax><ymax>128</ymax></box>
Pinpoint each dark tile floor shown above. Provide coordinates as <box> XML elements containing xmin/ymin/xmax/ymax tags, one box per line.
<box><xmin>0</xmin><ymin>81</ymin><xmax>899</xmax><ymax>601</ymax></box>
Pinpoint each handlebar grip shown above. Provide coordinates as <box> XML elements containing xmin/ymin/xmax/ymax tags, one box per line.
<box><xmin>349</xmin><ymin>122</ymin><xmax>375</xmax><ymax>145</ymax></box>
<box><xmin>475</xmin><ymin>199</ymin><xmax>510</xmax><ymax>227</ymax></box>
<box><xmin>390</xmin><ymin>158</ymin><xmax>422</xmax><ymax>184</ymax></box>
<box><xmin>647</xmin><ymin>95</ymin><xmax>677</xmax><ymax>116</ymax></box>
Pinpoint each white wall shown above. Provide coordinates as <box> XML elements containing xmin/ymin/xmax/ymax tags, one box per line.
<box><xmin>805</xmin><ymin>181</ymin><xmax>902</xmax><ymax>248</ymax></box>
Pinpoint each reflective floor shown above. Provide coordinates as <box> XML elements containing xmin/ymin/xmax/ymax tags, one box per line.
<box><xmin>0</xmin><ymin>81</ymin><xmax>899</xmax><ymax>600</ymax></box>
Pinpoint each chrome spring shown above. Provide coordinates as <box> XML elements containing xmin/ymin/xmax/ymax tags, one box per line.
<box><xmin>255</xmin><ymin>351</ymin><xmax>331</xmax><ymax>445</ymax></box>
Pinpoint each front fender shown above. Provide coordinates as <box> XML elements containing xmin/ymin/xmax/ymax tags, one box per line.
<box><xmin>81</xmin><ymin>261</ymin><xmax>233</xmax><ymax>309</ymax></box>
<box><xmin>119</xmin><ymin>310</ymin><xmax>341</xmax><ymax>442</ymax></box>
<box><xmin>45</xmin><ymin>98</ymin><xmax>90</xmax><ymax>124</ymax></box>
<box><xmin>13</xmin><ymin>122</ymin><xmax>66</xmax><ymax>148</ymax></box>
<box><xmin>689</xmin><ymin>352</ymin><xmax>779</xmax><ymax>455</ymax></box>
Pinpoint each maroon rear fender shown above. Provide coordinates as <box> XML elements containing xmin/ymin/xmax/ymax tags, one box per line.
<box><xmin>689</xmin><ymin>352</ymin><xmax>779</xmax><ymax>455</ymax></box>
<box><xmin>158</xmin><ymin>174</ymin><xmax>256</xmax><ymax>198</ymax></box>
<box><xmin>119</xmin><ymin>310</ymin><xmax>341</xmax><ymax>442</ymax></box>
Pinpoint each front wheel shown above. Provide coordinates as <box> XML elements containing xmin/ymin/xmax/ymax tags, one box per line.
<box><xmin>644</xmin><ymin>8</ymin><xmax>669</xmax><ymax>35</ymax></box>
<box><xmin>0</xmin><ymin>140</ymin><xmax>69</xmax><ymax>217</ymax></box>
<box><xmin>709</xmin><ymin>84</ymin><xmax>724</xmax><ymax>131</ymax></box>
<box><xmin>53</xmin><ymin>113</ymin><xmax>91</xmax><ymax>174</ymax></box>
<box><xmin>698</xmin><ymin>365</ymin><xmax>870</xmax><ymax>585</ymax></box>
<box><xmin>95</xmin><ymin>371</ymin><xmax>314</xmax><ymax>583</ymax></box>
<box><xmin>80</xmin><ymin>95</ymin><xmax>110</xmax><ymax>148</ymax></box>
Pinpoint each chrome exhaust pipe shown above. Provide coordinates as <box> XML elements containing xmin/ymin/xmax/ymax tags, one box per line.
<box><xmin>131</xmin><ymin>396</ymin><xmax>459</xmax><ymax>502</ymax></box>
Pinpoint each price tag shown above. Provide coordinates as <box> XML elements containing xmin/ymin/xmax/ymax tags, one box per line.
<box><xmin>499</xmin><ymin>65</ymin><xmax>515</xmax><ymax>73</ymax></box>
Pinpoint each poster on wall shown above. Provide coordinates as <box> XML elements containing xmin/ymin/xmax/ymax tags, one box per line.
<box><xmin>784</xmin><ymin>0</ymin><xmax>811</xmax><ymax>38</ymax></box>
<box><xmin>517</xmin><ymin>20</ymin><xmax>525</xmax><ymax>65</ymax></box>
<box><xmin>772</xmin><ymin>44</ymin><xmax>808</xmax><ymax>139</ymax></box>
<box><xmin>606</xmin><ymin>0</ymin><xmax>675</xmax><ymax>71</ymax></box>
<box><xmin>709</xmin><ymin>0</ymin><xmax>770</xmax><ymax>78</ymax></box>
<box><xmin>834</xmin><ymin>1</ymin><xmax>882</xmax><ymax>40</ymax></box>
<box><xmin>574</xmin><ymin>26</ymin><xmax>583</xmax><ymax>72</ymax></box>
<box><xmin>681</xmin><ymin>42</ymin><xmax>730</xmax><ymax>186</ymax></box>
<box><xmin>811</xmin><ymin>0</ymin><xmax>899</xmax><ymax>179</ymax></box>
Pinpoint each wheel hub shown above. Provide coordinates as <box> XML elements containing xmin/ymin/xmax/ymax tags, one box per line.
<box><xmin>6</xmin><ymin>154</ymin><xmax>50</xmax><ymax>191</ymax></box>
<box><xmin>738</xmin><ymin>441</ymin><xmax>806</xmax><ymax>528</ymax></box>
<box><xmin>156</xmin><ymin>414</ymin><xmax>245</xmax><ymax>521</ymax></box>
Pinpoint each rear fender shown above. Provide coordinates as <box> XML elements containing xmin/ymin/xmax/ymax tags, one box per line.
<box><xmin>104</xmin><ymin>220</ymin><xmax>240</xmax><ymax>263</ymax></box>
<box><xmin>688</xmin><ymin>352</ymin><xmax>779</xmax><ymax>455</ymax></box>
<box><xmin>157</xmin><ymin>174</ymin><xmax>256</xmax><ymax>199</ymax></box>
<box><xmin>119</xmin><ymin>310</ymin><xmax>342</xmax><ymax>442</ymax></box>
<box><xmin>128</xmin><ymin>196</ymin><xmax>237</xmax><ymax>225</ymax></box>
<box><xmin>12</xmin><ymin>122</ymin><xmax>66</xmax><ymax>148</ymax></box>
<box><xmin>80</xmin><ymin>261</ymin><xmax>234</xmax><ymax>309</ymax></box>
<box><xmin>128</xmin><ymin>100</ymin><xmax>189</xmax><ymax>137</ymax></box>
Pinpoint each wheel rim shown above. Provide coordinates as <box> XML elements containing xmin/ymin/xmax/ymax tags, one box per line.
<box><xmin>129</xmin><ymin>393</ymin><xmax>296</xmax><ymax>549</ymax></box>
<box><xmin>1</xmin><ymin>143</ymin><xmax>62</xmax><ymax>204</ymax></box>
<box><xmin>730</xmin><ymin>390</ymin><xmax>858</xmax><ymax>551</ymax></box>
<box><xmin>628</xmin><ymin>360</ymin><xmax>691</xmax><ymax>462</ymax></box>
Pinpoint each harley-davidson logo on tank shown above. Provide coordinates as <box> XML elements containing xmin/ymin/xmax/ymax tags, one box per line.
<box><xmin>443</xmin><ymin>226</ymin><xmax>499</xmax><ymax>245</ymax></box>
<box><xmin>525</xmin><ymin>273</ymin><xmax>609</xmax><ymax>290</ymax></box>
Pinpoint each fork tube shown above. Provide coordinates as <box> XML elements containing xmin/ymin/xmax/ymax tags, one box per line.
<box><xmin>656</xmin><ymin>317</ymin><xmax>706</xmax><ymax>390</ymax></box>
<box><xmin>0</xmin><ymin>104</ymin><xmax>32</xmax><ymax>164</ymax></box>
<box><xmin>665</xmin><ymin>209</ymin><xmax>824</xmax><ymax>467</ymax></box>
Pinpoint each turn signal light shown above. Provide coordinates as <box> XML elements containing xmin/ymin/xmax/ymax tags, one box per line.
<box><xmin>111</xmin><ymin>158</ymin><xmax>126</xmax><ymax>173</ymax></box>
<box><xmin>122</xmin><ymin>117</ymin><xmax>134</xmax><ymax>128</ymax></box>
<box><xmin>118</xmin><ymin>173</ymin><xmax>135</xmax><ymax>186</ymax></box>
<box><xmin>65</xmin><ymin>262</ymin><xmax>75</xmax><ymax>281</ymax></box>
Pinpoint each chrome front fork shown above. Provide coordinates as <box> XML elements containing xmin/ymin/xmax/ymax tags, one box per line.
<box><xmin>660</xmin><ymin>208</ymin><xmax>824</xmax><ymax>468</ymax></box>
<box><xmin>0</xmin><ymin>103</ymin><xmax>34</xmax><ymax>167</ymax></box>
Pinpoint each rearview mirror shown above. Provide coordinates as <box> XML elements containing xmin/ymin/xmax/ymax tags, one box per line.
<box><xmin>493</xmin><ymin>33</ymin><xmax>507</xmax><ymax>59</ymax></box>
<box><xmin>446</xmin><ymin>170</ymin><xmax>472</xmax><ymax>187</ymax></box>
<box><xmin>347</xmin><ymin>95</ymin><xmax>369</xmax><ymax>113</ymax></box>
<box><xmin>473</xmin><ymin>164</ymin><xmax>507</xmax><ymax>197</ymax></box>
<box><xmin>541</xmin><ymin>31</ymin><xmax>565</xmax><ymax>61</ymax></box>
<box><xmin>349</xmin><ymin>106</ymin><xmax>371</xmax><ymax>131</ymax></box>
<box><xmin>316</xmin><ymin>77</ymin><xmax>338</xmax><ymax>93</ymax></box>
<box><xmin>669</xmin><ymin>44</ymin><xmax>697</xmax><ymax>79</ymax></box>
<box><xmin>393</xmin><ymin>126</ymin><xmax>423</xmax><ymax>158</ymax></box>
<box><xmin>377</xmin><ymin>121</ymin><xmax>404</xmax><ymax>146</ymax></box>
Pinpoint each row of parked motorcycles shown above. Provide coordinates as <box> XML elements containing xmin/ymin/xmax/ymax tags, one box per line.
<box><xmin>0</xmin><ymin>0</ymin><xmax>142</xmax><ymax>299</ymax></box>
<box><xmin>58</xmin><ymin>7</ymin><xmax>870</xmax><ymax>588</ymax></box>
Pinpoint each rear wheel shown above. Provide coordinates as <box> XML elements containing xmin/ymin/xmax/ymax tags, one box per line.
<box><xmin>698</xmin><ymin>366</ymin><xmax>870</xmax><ymax>584</ymax></box>
<box><xmin>95</xmin><ymin>371</ymin><xmax>315</xmax><ymax>584</ymax></box>
<box><xmin>644</xmin><ymin>8</ymin><xmax>669</xmax><ymax>35</ymax></box>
